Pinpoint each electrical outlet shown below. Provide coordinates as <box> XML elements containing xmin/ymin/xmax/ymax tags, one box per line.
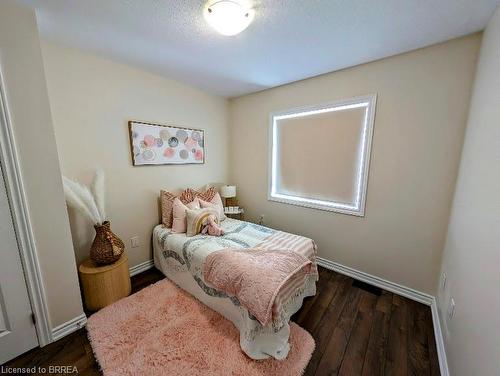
<box><xmin>130</xmin><ymin>236</ymin><xmax>140</xmax><ymax>248</ymax></box>
<box><xmin>441</xmin><ymin>272</ymin><xmax>447</xmax><ymax>290</ymax></box>
<box><xmin>447</xmin><ymin>297</ymin><xmax>456</xmax><ymax>321</ymax></box>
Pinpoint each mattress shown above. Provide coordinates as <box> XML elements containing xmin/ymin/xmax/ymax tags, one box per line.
<box><xmin>152</xmin><ymin>218</ymin><xmax>317</xmax><ymax>360</ymax></box>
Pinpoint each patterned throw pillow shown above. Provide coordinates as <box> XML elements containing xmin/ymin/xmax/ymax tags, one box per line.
<box><xmin>160</xmin><ymin>189</ymin><xmax>192</xmax><ymax>227</ymax></box>
<box><xmin>183</xmin><ymin>186</ymin><xmax>217</xmax><ymax>203</ymax></box>
<box><xmin>186</xmin><ymin>208</ymin><xmax>219</xmax><ymax>237</ymax></box>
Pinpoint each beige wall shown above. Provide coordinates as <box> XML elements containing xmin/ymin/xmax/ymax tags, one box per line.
<box><xmin>437</xmin><ymin>6</ymin><xmax>500</xmax><ymax>375</ymax></box>
<box><xmin>0</xmin><ymin>1</ymin><xmax>84</xmax><ymax>328</ymax></box>
<box><xmin>230</xmin><ymin>34</ymin><xmax>481</xmax><ymax>294</ymax></box>
<box><xmin>40</xmin><ymin>42</ymin><xmax>229</xmax><ymax>267</ymax></box>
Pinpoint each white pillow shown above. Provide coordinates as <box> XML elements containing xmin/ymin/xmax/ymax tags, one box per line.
<box><xmin>198</xmin><ymin>192</ymin><xmax>226</xmax><ymax>221</ymax></box>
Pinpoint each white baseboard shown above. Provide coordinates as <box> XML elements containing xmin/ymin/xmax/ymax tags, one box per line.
<box><xmin>430</xmin><ymin>298</ymin><xmax>450</xmax><ymax>376</ymax></box>
<box><xmin>316</xmin><ymin>256</ymin><xmax>433</xmax><ymax>305</ymax></box>
<box><xmin>129</xmin><ymin>259</ymin><xmax>155</xmax><ymax>276</ymax></box>
<box><xmin>51</xmin><ymin>313</ymin><xmax>87</xmax><ymax>342</ymax></box>
<box><xmin>317</xmin><ymin>256</ymin><xmax>449</xmax><ymax>375</ymax></box>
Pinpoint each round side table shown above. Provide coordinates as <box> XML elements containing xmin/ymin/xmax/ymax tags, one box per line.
<box><xmin>78</xmin><ymin>254</ymin><xmax>131</xmax><ymax>311</ymax></box>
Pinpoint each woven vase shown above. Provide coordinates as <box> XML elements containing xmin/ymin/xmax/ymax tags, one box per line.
<box><xmin>90</xmin><ymin>221</ymin><xmax>124</xmax><ymax>265</ymax></box>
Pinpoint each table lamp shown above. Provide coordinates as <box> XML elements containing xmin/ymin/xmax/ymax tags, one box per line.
<box><xmin>220</xmin><ymin>185</ymin><xmax>236</xmax><ymax>207</ymax></box>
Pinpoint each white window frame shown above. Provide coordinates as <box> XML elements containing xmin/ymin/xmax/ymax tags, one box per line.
<box><xmin>268</xmin><ymin>94</ymin><xmax>377</xmax><ymax>217</ymax></box>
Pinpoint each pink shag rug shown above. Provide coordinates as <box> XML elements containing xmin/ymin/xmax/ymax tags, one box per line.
<box><xmin>86</xmin><ymin>279</ymin><xmax>315</xmax><ymax>376</ymax></box>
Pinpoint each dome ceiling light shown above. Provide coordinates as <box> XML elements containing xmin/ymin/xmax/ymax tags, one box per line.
<box><xmin>204</xmin><ymin>0</ymin><xmax>255</xmax><ymax>36</ymax></box>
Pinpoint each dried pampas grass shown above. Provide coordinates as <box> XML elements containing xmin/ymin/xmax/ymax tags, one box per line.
<box><xmin>91</xmin><ymin>169</ymin><xmax>106</xmax><ymax>220</ymax></box>
<box><xmin>63</xmin><ymin>170</ymin><xmax>106</xmax><ymax>225</ymax></box>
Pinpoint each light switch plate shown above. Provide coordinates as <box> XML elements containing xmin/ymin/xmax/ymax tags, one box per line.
<box><xmin>130</xmin><ymin>236</ymin><xmax>140</xmax><ymax>248</ymax></box>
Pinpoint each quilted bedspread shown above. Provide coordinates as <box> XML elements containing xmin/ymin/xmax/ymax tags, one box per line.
<box><xmin>153</xmin><ymin>218</ymin><xmax>318</xmax><ymax>329</ymax></box>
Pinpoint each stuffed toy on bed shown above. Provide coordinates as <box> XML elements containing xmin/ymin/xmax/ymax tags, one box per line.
<box><xmin>201</xmin><ymin>214</ymin><xmax>225</xmax><ymax>236</ymax></box>
<box><xmin>185</xmin><ymin>208</ymin><xmax>224</xmax><ymax>237</ymax></box>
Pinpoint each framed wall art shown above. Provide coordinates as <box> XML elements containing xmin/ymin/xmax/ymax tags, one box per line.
<box><xmin>128</xmin><ymin>121</ymin><xmax>205</xmax><ymax>166</ymax></box>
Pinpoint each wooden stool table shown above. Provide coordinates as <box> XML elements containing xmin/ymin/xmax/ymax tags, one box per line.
<box><xmin>79</xmin><ymin>254</ymin><xmax>131</xmax><ymax>311</ymax></box>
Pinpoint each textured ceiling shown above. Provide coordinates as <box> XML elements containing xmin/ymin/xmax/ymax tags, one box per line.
<box><xmin>20</xmin><ymin>0</ymin><xmax>499</xmax><ymax>97</ymax></box>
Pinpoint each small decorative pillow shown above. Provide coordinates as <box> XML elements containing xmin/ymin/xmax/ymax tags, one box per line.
<box><xmin>186</xmin><ymin>208</ymin><xmax>219</xmax><ymax>237</ymax></box>
<box><xmin>185</xmin><ymin>186</ymin><xmax>217</xmax><ymax>203</ymax></box>
<box><xmin>198</xmin><ymin>192</ymin><xmax>226</xmax><ymax>221</ymax></box>
<box><xmin>160</xmin><ymin>189</ymin><xmax>192</xmax><ymax>227</ymax></box>
<box><xmin>171</xmin><ymin>198</ymin><xmax>200</xmax><ymax>233</ymax></box>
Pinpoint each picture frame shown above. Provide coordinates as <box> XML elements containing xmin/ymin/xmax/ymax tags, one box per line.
<box><xmin>128</xmin><ymin>121</ymin><xmax>205</xmax><ymax>166</ymax></box>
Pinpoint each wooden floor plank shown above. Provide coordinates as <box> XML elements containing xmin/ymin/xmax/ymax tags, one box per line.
<box><xmin>4</xmin><ymin>266</ymin><xmax>441</xmax><ymax>376</ymax></box>
<box><xmin>338</xmin><ymin>291</ymin><xmax>378</xmax><ymax>376</ymax></box>
<box><xmin>303</xmin><ymin>275</ymin><xmax>353</xmax><ymax>376</ymax></box>
<box><xmin>385</xmin><ymin>295</ymin><xmax>410</xmax><ymax>376</ymax></box>
<box><xmin>361</xmin><ymin>291</ymin><xmax>393</xmax><ymax>376</ymax></box>
<box><xmin>315</xmin><ymin>286</ymin><xmax>363</xmax><ymax>376</ymax></box>
<box><xmin>407</xmin><ymin>299</ymin><xmax>431</xmax><ymax>375</ymax></box>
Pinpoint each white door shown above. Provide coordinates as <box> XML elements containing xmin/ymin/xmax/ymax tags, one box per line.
<box><xmin>0</xmin><ymin>163</ymin><xmax>38</xmax><ymax>363</ymax></box>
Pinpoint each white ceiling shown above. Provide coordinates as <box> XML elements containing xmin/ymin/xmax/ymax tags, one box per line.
<box><xmin>20</xmin><ymin>0</ymin><xmax>499</xmax><ymax>97</ymax></box>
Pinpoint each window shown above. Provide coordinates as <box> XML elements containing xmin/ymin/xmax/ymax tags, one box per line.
<box><xmin>268</xmin><ymin>94</ymin><xmax>377</xmax><ymax>216</ymax></box>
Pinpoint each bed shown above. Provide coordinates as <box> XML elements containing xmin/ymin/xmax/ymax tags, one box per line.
<box><xmin>153</xmin><ymin>218</ymin><xmax>318</xmax><ymax>360</ymax></box>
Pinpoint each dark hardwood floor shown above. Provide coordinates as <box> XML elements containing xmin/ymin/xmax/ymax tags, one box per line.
<box><xmin>292</xmin><ymin>268</ymin><xmax>440</xmax><ymax>376</ymax></box>
<box><xmin>3</xmin><ymin>267</ymin><xmax>440</xmax><ymax>375</ymax></box>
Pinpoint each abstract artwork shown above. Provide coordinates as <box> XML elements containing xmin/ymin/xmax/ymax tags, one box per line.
<box><xmin>128</xmin><ymin>121</ymin><xmax>205</xmax><ymax>166</ymax></box>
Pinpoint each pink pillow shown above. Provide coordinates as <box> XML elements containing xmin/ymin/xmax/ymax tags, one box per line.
<box><xmin>160</xmin><ymin>189</ymin><xmax>192</xmax><ymax>227</ymax></box>
<box><xmin>198</xmin><ymin>193</ymin><xmax>226</xmax><ymax>221</ymax></box>
<box><xmin>172</xmin><ymin>198</ymin><xmax>200</xmax><ymax>233</ymax></box>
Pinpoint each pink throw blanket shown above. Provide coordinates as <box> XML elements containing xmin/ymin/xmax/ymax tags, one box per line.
<box><xmin>203</xmin><ymin>248</ymin><xmax>312</xmax><ymax>326</ymax></box>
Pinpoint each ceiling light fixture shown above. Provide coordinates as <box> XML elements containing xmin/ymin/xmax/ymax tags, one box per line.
<box><xmin>204</xmin><ymin>0</ymin><xmax>255</xmax><ymax>36</ymax></box>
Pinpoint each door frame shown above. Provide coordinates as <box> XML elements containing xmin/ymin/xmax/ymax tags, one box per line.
<box><xmin>0</xmin><ymin>64</ymin><xmax>52</xmax><ymax>346</ymax></box>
